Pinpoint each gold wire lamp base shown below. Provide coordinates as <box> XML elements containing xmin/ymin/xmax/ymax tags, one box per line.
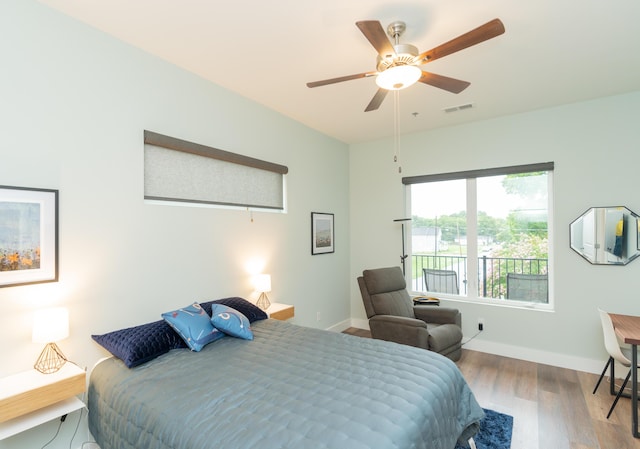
<box><xmin>34</xmin><ymin>342</ymin><xmax>68</xmax><ymax>374</ymax></box>
<box><xmin>256</xmin><ymin>292</ymin><xmax>271</xmax><ymax>310</ymax></box>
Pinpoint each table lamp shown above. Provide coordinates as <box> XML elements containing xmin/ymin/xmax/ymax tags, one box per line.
<box><xmin>32</xmin><ymin>307</ymin><xmax>69</xmax><ymax>374</ymax></box>
<box><xmin>254</xmin><ymin>274</ymin><xmax>272</xmax><ymax>310</ymax></box>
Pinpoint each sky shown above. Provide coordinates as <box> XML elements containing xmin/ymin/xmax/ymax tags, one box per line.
<box><xmin>410</xmin><ymin>175</ymin><xmax>542</xmax><ymax>219</ymax></box>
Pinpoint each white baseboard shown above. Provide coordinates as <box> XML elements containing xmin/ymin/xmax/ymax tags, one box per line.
<box><xmin>349</xmin><ymin>318</ymin><xmax>370</xmax><ymax>330</ymax></box>
<box><xmin>340</xmin><ymin>317</ymin><xmax>604</xmax><ymax>375</ymax></box>
<box><xmin>325</xmin><ymin>318</ymin><xmax>353</xmax><ymax>333</ymax></box>
<box><xmin>462</xmin><ymin>338</ymin><xmax>604</xmax><ymax>375</ymax></box>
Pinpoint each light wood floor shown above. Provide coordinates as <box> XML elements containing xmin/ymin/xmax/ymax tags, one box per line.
<box><xmin>342</xmin><ymin>327</ymin><xmax>640</xmax><ymax>449</ymax></box>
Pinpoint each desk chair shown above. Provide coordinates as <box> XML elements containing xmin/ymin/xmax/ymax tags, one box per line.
<box><xmin>593</xmin><ymin>308</ymin><xmax>638</xmax><ymax>418</ymax></box>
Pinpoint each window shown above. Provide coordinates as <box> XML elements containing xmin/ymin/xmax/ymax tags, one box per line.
<box><xmin>403</xmin><ymin>162</ymin><xmax>553</xmax><ymax>305</ymax></box>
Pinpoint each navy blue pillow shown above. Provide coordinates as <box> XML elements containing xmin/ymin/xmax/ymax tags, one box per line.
<box><xmin>92</xmin><ymin>320</ymin><xmax>186</xmax><ymax>368</ymax></box>
<box><xmin>200</xmin><ymin>297</ymin><xmax>268</xmax><ymax>323</ymax></box>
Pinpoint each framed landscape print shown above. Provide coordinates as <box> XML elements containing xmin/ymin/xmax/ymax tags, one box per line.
<box><xmin>311</xmin><ymin>212</ymin><xmax>334</xmax><ymax>255</ymax></box>
<box><xmin>0</xmin><ymin>185</ymin><xmax>58</xmax><ymax>287</ymax></box>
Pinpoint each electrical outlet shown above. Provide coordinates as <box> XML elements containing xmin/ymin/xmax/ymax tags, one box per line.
<box><xmin>478</xmin><ymin>318</ymin><xmax>485</xmax><ymax>331</ymax></box>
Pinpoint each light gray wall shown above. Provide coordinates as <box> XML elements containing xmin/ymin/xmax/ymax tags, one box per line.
<box><xmin>350</xmin><ymin>90</ymin><xmax>640</xmax><ymax>372</ymax></box>
<box><xmin>3</xmin><ymin>1</ymin><xmax>640</xmax><ymax>448</ymax></box>
<box><xmin>0</xmin><ymin>0</ymin><xmax>350</xmax><ymax>387</ymax></box>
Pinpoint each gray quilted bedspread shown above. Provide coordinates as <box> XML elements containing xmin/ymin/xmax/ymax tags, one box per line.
<box><xmin>88</xmin><ymin>319</ymin><xmax>483</xmax><ymax>449</ymax></box>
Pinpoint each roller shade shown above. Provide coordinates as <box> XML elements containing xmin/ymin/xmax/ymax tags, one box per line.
<box><xmin>144</xmin><ymin>130</ymin><xmax>288</xmax><ymax>210</ymax></box>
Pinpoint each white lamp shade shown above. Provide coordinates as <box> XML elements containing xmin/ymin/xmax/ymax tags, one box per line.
<box><xmin>32</xmin><ymin>307</ymin><xmax>69</xmax><ymax>343</ymax></box>
<box><xmin>254</xmin><ymin>274</ymin><xmax>272</xmax><ymax>293</ymax></box>
<box><xmin>376</xmin><ymin>65</ymin><xmax>421</xmax><ymax>90</ymax></box>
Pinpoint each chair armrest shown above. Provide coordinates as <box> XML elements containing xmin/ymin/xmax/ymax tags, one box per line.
<box><xmin>369</xmin><ymin>315</ymin><xmax>428</xmax><ymax>328</ymax></box>
<box><xmin>413</xmin><ymin>306</ymin><xmax>462</xmax><ymax>327</ymax></box>
<box><xmin>368</xmin><ymin>315</ymin><xmax>429</xmax><ymax>349</ymax></box>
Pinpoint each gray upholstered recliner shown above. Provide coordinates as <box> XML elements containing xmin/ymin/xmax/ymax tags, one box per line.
<box><xmin>357</xmin><ymin>266</ymin><xmax>463</xmax><ymax>361</ymax></box>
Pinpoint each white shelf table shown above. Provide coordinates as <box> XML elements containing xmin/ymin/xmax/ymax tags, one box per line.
<box><xmin>0</xmin><ymin>363</ymin><xmax>86</xmax><ymax>440</ymax></box>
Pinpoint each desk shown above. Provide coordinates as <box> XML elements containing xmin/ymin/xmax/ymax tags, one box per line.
<box><xmin>610</xmin><ymin>313</ymin><xmax>640</xmax><ymax>438</ymax></box>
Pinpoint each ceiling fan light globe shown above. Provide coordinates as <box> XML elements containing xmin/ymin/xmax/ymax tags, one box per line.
<box><xmin>376</xmin><ymin>65</ymin><xmax>421</xmax><ymax>91</ymax></box>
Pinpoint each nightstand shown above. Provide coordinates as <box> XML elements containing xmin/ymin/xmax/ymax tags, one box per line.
<box><xmin>267</xmin><ymin>303</ymin><xmax>295</xmax><ymax>321</ymax></box>
<box><xmin>0</xmin><ymin>363</ymin><xmax>86</xmax><ymax>440</ymax></box>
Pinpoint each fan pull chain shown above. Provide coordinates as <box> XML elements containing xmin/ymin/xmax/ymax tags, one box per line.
<box><xmin>393</xmin><ymin>90</ymin><xmax>401</xmax><ymax>173</ymax></box>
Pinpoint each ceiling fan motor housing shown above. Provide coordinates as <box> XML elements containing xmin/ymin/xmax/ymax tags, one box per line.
<box><xmin>376</xmin><ymin>43</ymin><xmax>419</xmax><ymax>71</ymax></box>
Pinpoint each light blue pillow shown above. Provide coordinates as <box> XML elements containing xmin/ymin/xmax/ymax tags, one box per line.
<box><xmin>162</xmin><ymin>303</ymin><xmax>224</xmax><ymax>351</ymax></box>
<box><xmin>210</xmin><ymin>304</ymin><xmax>253</xmax><ymax>340</ymax></box>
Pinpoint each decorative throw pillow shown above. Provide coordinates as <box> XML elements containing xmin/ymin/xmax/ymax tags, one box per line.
<box><xmin>200</xmin><ymin>297</ymin><xmax>268</xmax><ymax>323</ymax></box>
<box><xmin>162</xmin><ymin>303</ymin><xmax>224</xmax><ymax>351</ymax></box>
<box><xmin>210</xmin><ymin>304</ymin><xmax>254</xmax><ymax>340</ymax></box>
<box><xmin>92</xmin><ymin>320</ymin><xmax>187</xmax><ymax>368</ymax></box>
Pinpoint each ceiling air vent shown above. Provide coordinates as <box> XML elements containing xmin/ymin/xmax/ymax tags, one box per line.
<box><xmin>443</xmin><ymin>103</ymin><xmax>474</xmax><ymax>113</ymax></box>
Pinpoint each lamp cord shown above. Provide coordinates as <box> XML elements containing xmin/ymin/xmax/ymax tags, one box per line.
<box><xmin>69</xmin><ymin>390</ymin><xmax>87</xmax><ymax>449</ymax></box>
<box><xmin>40</xmin><ymin>419</ymin><xmax>63</xmax><ymax>449</ymax></box>
<box><xmin>38</xmin><ymin>363</ymin><xmax>87</xmax><ymax>449</ymax></box>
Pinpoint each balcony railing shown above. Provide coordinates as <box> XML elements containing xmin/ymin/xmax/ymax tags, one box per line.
<box><xmin>411</xmin><ymin>254</ymin><xmax>548</xmax><ymax>300</ymax></box>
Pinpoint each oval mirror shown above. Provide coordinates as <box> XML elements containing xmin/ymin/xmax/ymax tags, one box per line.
<box><xmin>570</xmin><ymin>206</ymin><xmax>640</xmax><ymax>265</ymax></box>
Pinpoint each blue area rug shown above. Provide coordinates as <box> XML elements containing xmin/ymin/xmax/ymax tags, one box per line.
<box><xmin>455</xmin><ymin>408</ymin><xmax>513</xmax><ymax>449</ymax></box>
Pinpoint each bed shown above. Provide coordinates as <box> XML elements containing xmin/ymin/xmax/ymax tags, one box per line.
<box><xmin>88</xmin><ymin>298</ymin><xmax>483</xmax><ymax>449</ymax></box>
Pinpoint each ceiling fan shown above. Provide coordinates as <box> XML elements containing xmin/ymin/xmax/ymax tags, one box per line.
<box><xmin>306</xmin><ymin>18</ymin><xmax>505</xmax><ymax>112</ymax></box>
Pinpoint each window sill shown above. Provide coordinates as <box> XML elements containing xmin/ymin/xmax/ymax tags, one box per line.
<box><xmin>410</xmin><ymin>292</ymin><xmax>555</xmax><ymax>312</ymax></box>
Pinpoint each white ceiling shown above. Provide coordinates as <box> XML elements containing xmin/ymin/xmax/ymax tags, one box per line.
<box><xmin>39</xmin><ymin>0</ymin><xmax>640</xmax><ymax>144</ymax></box>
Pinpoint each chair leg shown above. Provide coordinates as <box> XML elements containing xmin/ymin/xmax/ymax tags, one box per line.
<box><xmin>610</xmin><ymin>356</ymin><xmax>617</xmax><ymax>396</ymax></box>
<box><xmin>607</xmin><ymin>368</ymin><xmax>632</xmax><ymax>419</ymax></box>
<box><xmin>593</xmin><ymin>357</ymin><xmax>613</xmax><ymax>394</ymax></box>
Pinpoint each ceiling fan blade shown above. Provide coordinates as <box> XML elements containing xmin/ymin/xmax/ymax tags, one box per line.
<box><xmin>416</xmin><ymin>18</ymin><xmax>505</xmax><ymax>64</ymax></box>
<box><xmin>419</xmin><ymin>71</ymin><xmax>470</xmax><ymax>94</ymax></box>
<box><xmin>364</xmin><ymin>88</ymin><xmax>388</xmax><ymax>112</ymax></box>
<box><xmin>307</xmin><ymin>72</ymin><xmax>376</xmax><ymax>88</ymax></box>
<box><xmin>356</xmin><ymin>21</ymin><xmax>396</xmax><ymax>58</ymax></box>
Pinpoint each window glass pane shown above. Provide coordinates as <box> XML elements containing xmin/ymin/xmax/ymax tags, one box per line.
<box><xmin>411</xmin><ymin>179</ymin><xmax>467</xmax><ymax>296</ymax></box>
<box><xmin>477</xmin><ymin>173</ymin><xmax>548</xmax><ymax>302</ymax></box>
